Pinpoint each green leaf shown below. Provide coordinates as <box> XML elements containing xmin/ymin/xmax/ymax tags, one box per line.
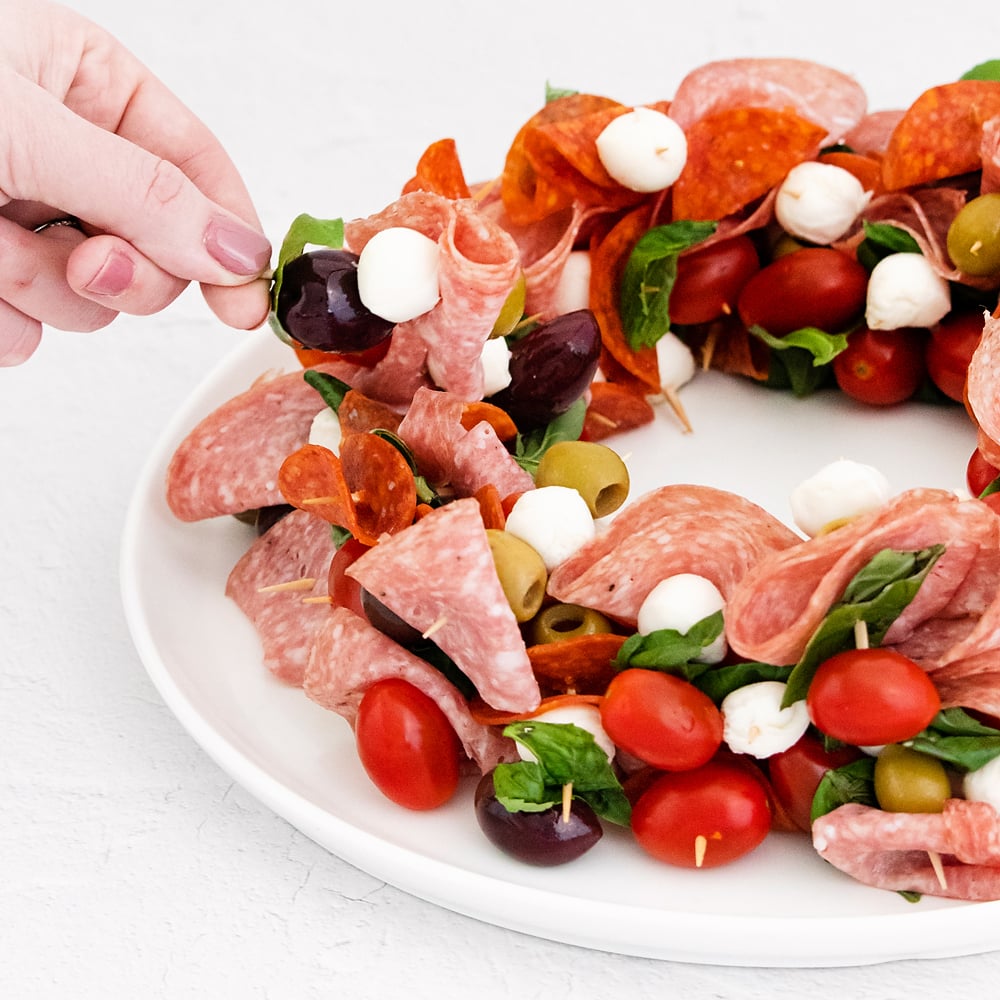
<box><xmin>980</xmin><ymin>473</ymin><xmax>1000</xmax><ymax>498</ymax></box>
<box><xmin>270</xmin><ymin>214</ymin><xmax>345</xmax><ymax>319</ymax></box>
<box><xmin>905</xmin><ymin>708</ymin><xmax>1000</xmax><ymax>772</ymax></box>
<box><xmin>303</xmin><ymin>369</ymin><xmax>351</xmax><ymax>412</ymax></box>
<box><xmin>492</xmin><ymin>760</ymin><xmax>557</xmax><ymax>813</ymax></box>
<box><xmin>620</xmin><ymin>221</ymin><xmax>717</xmax><ymax>350</ymax></box>
<box><xmin>614</xmin><ymin>611</ymin><xmax>725</xmax><ymax>672</ymax></box>
<box><xmin>811</xmin><ymin>756</ymin><xmax>877</xmax><ymax>823</ymax></box>
<box><xmin>545</xmin><ymin>82</ymin><xmax>578</xmax><ymax>102</ymax></box>
<box><xmin>513</xmin><ymin>399</ymin><xmax>586</xmax><ymax>476</ymax></box>
<box><xmin>961</xmin><ymin>60</ymin><xmax>1000</xmax><ymax>81</ymax></box>
<box><xmin>753</xmin><ymin>325</ymin><xmax>848</xmax><ymax>397</ymax></box>
<box><xmin>693</xmin><ymin>661</ymin><xmax>793</xmax><ymax>705</ymax></box>
<box><xmin>856</xmin><ymin>222</ymin><xmax>922</xmax><ymax>271</ymax></box>
<box><xmin>782</xmin><ymin>545</ymin><xmax>944</xmax><ymax>706</ymax></box>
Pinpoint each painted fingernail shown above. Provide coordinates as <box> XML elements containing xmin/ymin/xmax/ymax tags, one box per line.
<box><xmin>85</xmin><ymin>251</ymin><xmax>135</xmax><ymax>296</ymax></box>
<box><xmin>204</xmin><ymin>218</ymin><xmax>271</xmax><ymax>276</ymax></box>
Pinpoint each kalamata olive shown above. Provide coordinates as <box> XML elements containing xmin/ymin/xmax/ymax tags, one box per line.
<box><xmin>487</xmin><ymin>309</ymin><xmax>602</xmax><ymax>429</ymax></box>
<box><xmin>361</xmin><ymin>589</ymin><xmax>424</xmax><ymax>647</ymax></box>
<box><xmin>491</xmin><ymin>272</ymin><xmax>527</xmax><ymax>338</ymax></box>
<box><xmin>474</xmin><ymin>771</ymin><xmax>603</xmax><ymax>865</ymax></box>
<box><xmin>232</xmin><ymin>504</ymin><xmax>294</xmax><ymax>534</ymax></box>
<box><xmin>534</xmin><ymin>440</ymin><xmax>630</xmax><ymax>518</ymax></box>
<box><xmin>274</xmin><ymin>249</ymin><xmax>395</xmax><ymax>353</ymax></box>
<box><xmin>947</xmin><ymin>192</ymin><xmax>1000</xmax><ymax>276</ymax></box>
<box><xmin>874</xmin><ymin>744</ymin><xmax>951</xmax><ymax>814</ymax></box>
<box><xmin>485</xmin><ymin>529</ymin><xmax>547</xmax><ymax>623</ymax></box>
<box><xmin>527</xmin><ymin>603</ymin><xmax>613</xmax><ymax>646</ymax></box>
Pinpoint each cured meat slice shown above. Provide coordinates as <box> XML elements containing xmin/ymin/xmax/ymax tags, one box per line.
<box><xmin>668</xmin><ymin>58</ymin><xmax>868</xmax><ymax>144</ymax></box>
<box><xmin>725</xmin><ymin>489</ymin><xmax>1000</xmax><ymax>671</ymax></box>
<box><xmin>345</xmin><ymin>190</ymin><xmax>521</xmax><ymax>401</ymax></box>
<box><xmin>812</xmin><ymin>800</ymin><xmax>1000</xmax><ymax>901</ymax></box>
<box><xmin>843</xmin><ymin>109</ymin><xmax>904</xmax><ymax>157</ymax></box>
<box><xmin>968</xmin><ymin>312</ymin><xmax>1000</xmax><ymax>455</ymax></box>
<box><xmin>225</xmin><ymin>509</ymin><xmax>335</xmax><ymax>686</ymax></box>
<box><xmin>346</xmin><ymin>498</ymin><xmax>541</xmax><ymax>713</ymax></box>
<box><xmin>450</xmin><ymin>421</ymin><xmax>534</xmax><ymax>501</ymax></box>
<box><xmin>166</xmin><ymin>365</ymin><xmax>333</xmax><ymax>522</ymax></box>
<box><xmin>546</xmin><ymin>484</ymin><xmax>800</xmax><ymax>627</ymax></box>
<box><xmin>303</xmin><ymin>607</ymin><xmax>517</xmax><ymax>772</ymax></box>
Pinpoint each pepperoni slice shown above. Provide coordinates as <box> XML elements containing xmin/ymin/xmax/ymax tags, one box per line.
<box><xmin>581</xmin><ymin>380</ymin><xmax>656</xmax><ymax>441</ymax></box>
<box><xmin>461</xmin><ymin>400</ymin><xmax>518</xmax><ymax>441</ymax></box>
<box><xmin>672</xmin><ymin>107</ymin><xmax>826</xmax><ymax>221</ymax></box>
<box><xmin>338</xmin><ymin>388</ymin><xmax>403</xmax><ymax>437</ymax></box>
<box><xmin>816</xmin><ymin>150</ymin><xmax>883</xmax><ymax>193</ymax></box>
<box><xmin>473</xmin><ymin>482</ymin><xmax>506</xmax><ymax>530</ymax></box>
<box><xmin>401</xmin><ymin>137</ymin><xmax>471</xmax><ymax>200</ymax></box>
<box><xmin>340</xmin><ymin>432</ymin><xmax>417</xmax><ymax>543</ymax></box>
<box><xmin>881</xmin><ymin>80</ymin><xmax>1000</xmax><ymax>190</ymax></box>
<box><xmin>278</xmin><ymin>443</ymin><xmax>360</xmax><ymax>536</ymax></box>
<box><xmin>526</xmin><ymin>633</ymin><xmax>627</xmax><ymax>695</ymax></box>
<box><xmin>467</xmin><ymin>692</ymin><xmax>605</xmax><ymax>727</ymax></box>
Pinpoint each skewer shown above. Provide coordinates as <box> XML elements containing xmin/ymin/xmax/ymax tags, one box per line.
<box><xmin>257</xmin><ymin>576</ymin><xmax>317</xmax><ymax>593</ymax></box>
<box><xmin>694</xmin><ymin>834</ymin><xmax>708</xmax><ymax>868</ymax></box>
<box><xmin>421</xmin><ymin>615</ymin><xmax>449</xmax><ymax>640</ymax></box>
<box><xmin>854</xmin><ymin>619</ymin><xmax>870</xmax><ymax>650</ymax></box>
<box><xmin>561</xmin><ymin>782</ymin><xmax>573</xmax><ymax>824</ymax></box>
<box><xmin>302</xmin><ymin>595</ymin><xmax>334</xmax><ymax>605</ymax></box>
<box><xmin>661</xmin><ymin>385</ymin><xmax>693</xmax><ymax>434</ymax></box>
<box><xmin>928</xmin><ymin>850</ymin><xmax>949</xmax><ymax>891</ymax></box>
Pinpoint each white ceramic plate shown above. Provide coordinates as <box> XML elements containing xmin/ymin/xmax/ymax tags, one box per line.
<box><xmin>121</xmin><ymin>329</ymin><xmax>1000</xmax><ymax>967</ymax></box>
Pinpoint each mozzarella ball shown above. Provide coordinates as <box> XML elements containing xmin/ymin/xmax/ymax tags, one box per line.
<box><xmin>721</xmin><ymin>681</ymin><xmax>811</xmax><ymax>758</ymax></box>
<box><xmin>596</xmin><ymin>107</ymin><xmax>688</xmax><ymax>193</ymax></box>
<box><xmin>515</xmin><ymin>704</ymin><xmax>616</xmax><ymax>763</ymax></box>
<box><xmin>963</xmin><ymin>755</ymin><xmax>1000</xmax><ymax>812</ymax></box>
<box><xmin>865</xmin><ymin>252</ymin><xmax>952</xmax><ymax>331</ymax></box>
<box><xmin>655</xmin><ymin>331</ymin><xmax>697</xmax><ymax>390</ymax></box>
<box><xmin>504</xmin><ymin>486</ymin><xmax>595</xmax><ymax>571</ymax></box>
<box><xmin>774</xmin><ymin>161</ymin><xmax>871</xmax><ymax>245</ymax></box>
<box><xmin>356</xmin><ymin>227</ymin><xmax>441</xmax><ymax>323</ymax></box>
<box><xmin>479</xmin><ymin>336</ymin><xmax>512</xmax><ymax>396</ymax></box>
<box><xmin>636</xmin><ymin>573</ymin><xmax>727</xmax><ymax>663</ymax></box>
<box><xmin>789</xmin><ymin>458</ymin><xmax>891</xmax><ymax>537</ymax></box>
<box><xmin>307</xmin><ymin>408</ymin><xmax>342</xmax><ymax>455</ymax></box>
<box><xmin>553</xmin><ymin>251</ymin><xmax>592</xmax><ymax>315</ymax></box>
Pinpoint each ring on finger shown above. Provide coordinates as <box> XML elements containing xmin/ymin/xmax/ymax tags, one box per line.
<box><xmin>32</xmin><ymin>216</ymin><xmax>85</xmax><ymax>234</ymax></box>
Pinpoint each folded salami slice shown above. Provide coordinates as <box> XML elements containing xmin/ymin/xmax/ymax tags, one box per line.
<box><xmin>813</xmin><ymin>800</ymin><xmax>1000</xmax><ymax>901</ymax></box>
<box><xmin>345</xmin><ymin>191</ymin><xmax>521</xmax><ymax>401</ymax></box>
<box><xmin>225</xmin><ymin>509</ymin><xmax>335</xmax><ymax>686</ymax></box>
<box><xmin>968</xmin><ymin>312</ymin><xmax>1000</xmax><ymax>459</ymax></box>
<box><xmin>167</xmin><ymin>366</ymin><xmax>336</xmax><ymax>522</ymax></box>
<box><xmin>546</xmin><ymin>484</ymin><xmax>800</xmax><ymax>627</ymax></box>
<box><xmin>346</xmin><ymin>498</ymin><xmax>540</xmax><ymax>713</ymax></box>
<box><xmin>726</xmin><ymin>489</ymin><xmax>1000</xmax><ymax>677</ymax></box>
<box><xmin>303</xmin><ymin>607</ymin><xmax>517</xmax><ymax>772</ymax></box>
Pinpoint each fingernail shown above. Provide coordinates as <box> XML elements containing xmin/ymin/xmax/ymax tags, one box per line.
<box><xmin>204</xmin><ymin>218</ymin><xmax>271</xmax><ymax>276</ymax></box>
<box><xmin>85</xmin><ymin>251</ymin><xmax>135</xmax><ymax>296</ymax></box>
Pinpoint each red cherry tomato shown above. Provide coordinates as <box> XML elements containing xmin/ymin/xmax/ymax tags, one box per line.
<box><xmin>599</xmin><ymin>669</ymin><xmax>723</xmax><ymax>771</ymax></box>
<box><xmin>354</xmin><ymin>678</ymin><xmax>462</xmax><ymax>810</ymax></box>
<box><xmin>767</xmin><ymin>732</ymin><xmax>863</xmax><ymax>832</ymax></box>
<box><xmin>967</xmin><ymin>447</ymin><xmax>1000</xmax><ymax>497</ymax></box>
<box><xmin>327</xmin><ymin>537</ymin><xmax>369</xmax><ymax>617</ymax></box>
<box><xmin>736</xmin><ymin>247</ymin><xmax>868</xmax><ymax>336</ymax></box>
<box><xmin>832</xmin><ymin>326</ymin><xmax>926</xmax><ymax>405</ymax></box>
<box><xmin>631</xmin><ymin>760</ymin><xmax>772</xmax><ymax>868</ymax></box>
<box><xmin>925</xmin><ymin>310</ymin><xmax>984</xmax><ymax>402</ymax></box>
<box><xmin>806</xmin><ymin>648</ymin><xmax>941</xmax><ymax>746</ymax></box>
<box><xmin>669</xmin><ymin>235</ymin><xmax>760</xmax><ymax>325</ymax></box>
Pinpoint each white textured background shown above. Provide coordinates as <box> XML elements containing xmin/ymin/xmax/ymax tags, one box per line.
<box><xmin>4</xmin><ymin>0</ymin><xmax>1000</xmax><ymax>996</ymax></box>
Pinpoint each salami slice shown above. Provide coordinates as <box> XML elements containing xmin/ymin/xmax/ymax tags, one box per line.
<box><xmin>668</xmin><ymin>58</ymin><xmax>868</xmax><ymax>144</ymax></box>
<box><xmin>546</xmin><ymin>484</ymin><xmax>800</xmax><ymax>626</ymax></box>
<box><xmin>813</xmin><ymin>800</ymin><xmax>1000</xmax><ymax>901</ymax></box>
<box><xmin>225</xmin><ymin>509</ymin><xmax>335</xmax><ymax>686</ymax></box>
<box><xmin>346</xmin><ymin>498</ymin><xmax>540</xmax><ymax>713</ymax></box>
<box><xmin>166</xmin><ymin>366</ymin><xmax>332</xmax><ymax>522</ymax></box>
<box><xmin>303</xmin><ymin>606</ymin><xmax>517</xmax><ymax>772</ymax></box>
<box><xmin>968</xmin><ymin>312</ymin><xmax>1000</xmax><ymax>452</ymax></box>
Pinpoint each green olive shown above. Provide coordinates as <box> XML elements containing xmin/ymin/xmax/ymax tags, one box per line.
<box><xmin>874</xmin><ymin>743</ymin><xmax>952</xmax><ymax>814</ymax></box>
<box><xmin>534</xmin><ymin>440</ymin><xmax>630</xmax><ymax>519</ymax></box>
<box><xmin>491</xmin><ymin>272</ymin><xmax>527</xmax><ymax>338</ymax></box>
<box><xmin>527</xmin><ymin>602</ymin><xmax>613</xmax><ymax>646</ymax></box>
<box><xmin>486</xmin><ymin>528</ymin><xmax>547</xmax><ymax>623</ymax></box>
<box><xmin>947</xmin><ymin>193</ymin><xmax>1000</xmax><ymax>276</ymax></box>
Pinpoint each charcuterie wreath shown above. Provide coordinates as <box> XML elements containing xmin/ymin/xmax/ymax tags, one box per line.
<box><xmin>167</xmin><ymin>59</ymin><xmax>1000</xmax><ymax>901</ymax></box>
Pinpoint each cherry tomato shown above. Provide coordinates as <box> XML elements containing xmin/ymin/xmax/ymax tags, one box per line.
<box><xmin>832</xmin><ymin>326</ymin><xmax>926</xmax><ymax>405</ymax></box>
<box><xmin>599</xmin><ymin>669</ymin><xmax>723</xmax><ymax>771</ymax></box>
<box><xmin>767</xmin><ymin>731</ymin><xmax>863</xmax><ymax>832</ymax></box>
<box><xmin>631</xmin><ymin>760</ymin><xmax>772</xmax><ymax>868</ymax></box>
<box><xmin>354</xmin><ymin>678</ymin><xmax>462</xmax><ymax>810</ymax></box>
<box><xmin>806</xmin><ymin>649</ymin><xmax>941</xmax><ymax>746</ymax></box>
<box><xmin>327</xmin><ymin>537</ymin><xmax>369</xmax><ymax>617</ymax></box>
<box><xmin>967</xmin><ymin>447</ymin><xmax>1000</xmax><ymax>497</ymax></box>
<box><xmin>736</xmin><ymin>247</ymin><xmax>868</xmax><ymax>336</ymax></box>
<box><xmin>925</xmin><ymin>310</ymin><xmax>984</xmax><ymax>402</ymax></box>
<box><xmin>669</xmin><ymin>235</ymin><xmax>760</xmax><ymax>325</ymax></box>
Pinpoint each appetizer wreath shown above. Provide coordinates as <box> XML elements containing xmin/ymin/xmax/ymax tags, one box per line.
<box><xmin>166</xmin><ymin>58</ymin><xmax>1000</xmax><ymax>900</ymax></box>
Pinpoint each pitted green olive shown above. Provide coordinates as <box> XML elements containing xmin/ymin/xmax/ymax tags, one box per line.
<box><xmin>874</xmin><ymin>743</ymin><xmax>951</xmax><ymax>814</ymax></box>
<box><xmin>486</xmin><ymin>528</ymin><xmax>547</xmax><ymax>623</ymax></box>
<box><xmin>491</xmin><ymin>272</ymin><xmax>527</xmax><ymax>338</ymax></box>
<box><xmin>528</xmin><ymin>602</ymin><xmax>613</xmax><ymax>646</ymax></box>
<box><xmin>534</xmin><ymin>440</ymin><xmax>630</xmax><ymax>519</ymax></box>
<box><xmin>947</xmin><ymin>193</ymin><xmax>1000</xmax><ymax>277</ymax></box>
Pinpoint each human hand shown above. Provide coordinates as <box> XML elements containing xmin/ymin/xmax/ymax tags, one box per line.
<box><xmin>0</xmin><ymin>0</ymin><xmax>272</xmax><ymax>366</ymax></box>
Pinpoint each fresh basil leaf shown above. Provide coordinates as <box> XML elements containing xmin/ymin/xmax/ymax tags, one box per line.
<box><xmin>620</xmin><ymin>220</ymin><xmax>717</xmax><ymax>350</ymax></box>
<box><xmin>782</xmin><ymin>545</ymin><xmax>945</xmax><ymax>706</ymax></box>
<box><xmin>513</xmin><ymin>399</ymin><xmax>586</xmax><ymax>475</ymax></box>
<box><xmin>492</xmin><ymin>760</ymin><xmax>558</xmax><ymax>813</ymax></box>
<box><xmin>856</xmin><ymin>222</ymin><xmax>922</xmax><ymax>271</ymax></box>
<box><xmin>546</xmin><ymin>82</ymin><xmax>578</xmax><ymax>102</ymax></box>
<box><xmin>303</xmin><ymin>369</ymin><xmax>351</xmax><ymax>412</ymax></box>
<box><xmin>500</xmin><ymin>721</ymin><xmax>631</xmax><ymax>825</ymax></box>
<box><xmin>614</xmin><ymin>611</ymin><xmax>725</xmax><ymax>672</ymax></box>
<box><xmin>905</xmin><ymin>708</ymin><xmax>1000</xmax><ymax>772</ymax></box>
<box><xmin>753</xmin><ymin>324</ymin><xmax>849</xmax><ymax>397</ymax></box>
<box><xmin>980</xmin><ymin>473</ymin><xmax>1000</xmax><ymax>498</ymax></box>
<box><xmin>811</xmin><ymin>756</ymin><xmax>877</xmax><ymax>823</ymax></box>
<box><xmin>751</xmin><ymin>325</ymin><xmax>849</xmax><ymax>367</ymax></box>
<box><xmin>271</xmin><ymin>213</ymin><xmax>345</xmax><ymax>310</ymax></box>
<box><xmin>330</xmin><ymin>524</ymin><xmax>353</xmax><ymax>548</ymax></box>
<box><xmin>961</xmin><ymin>60</ymin><xmax>1000</xmax><ymax>81</ymax></box>
<box><xmin>693</xmin><ymin>661</ymin><xmax>793</xmax><ymax>705</ymax></box>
